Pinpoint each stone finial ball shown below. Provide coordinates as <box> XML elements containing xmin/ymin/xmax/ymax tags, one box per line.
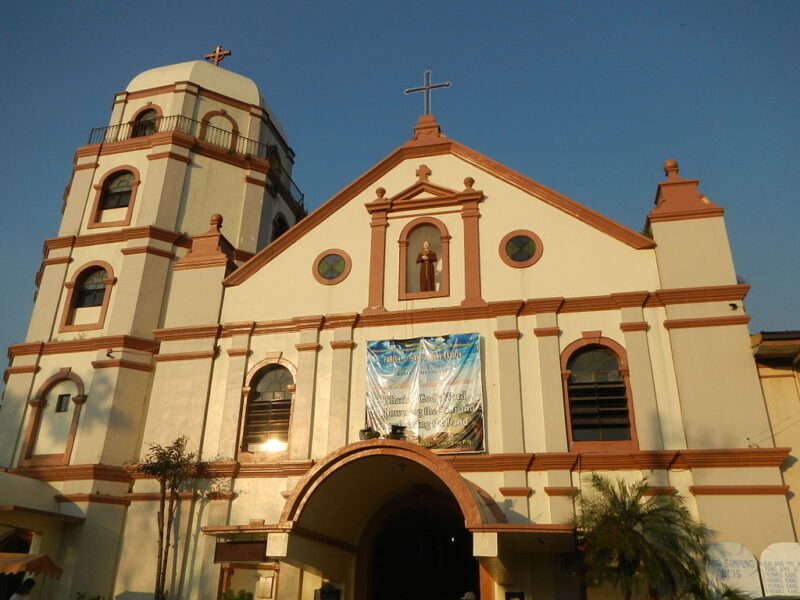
<box><xmin>375</xmin><ymin>187</ymin><xmax>386</xmax><ymax>199</ymax></box>
<box><xmin>663</xmin><ymin>159</ymin><xmax>679</xmax><ymax>172</ymax></box>
<box><xmin>464</xmin><ymin>177</ymin><xmax>475</xmax><ymax>189</ymax></box>
<box><xmin>210</xmin><ymin>213</ymin><xmax>223</xmax><ymax>226</ymax></box>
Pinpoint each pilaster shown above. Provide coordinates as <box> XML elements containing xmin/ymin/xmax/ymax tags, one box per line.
<box><xmin>27</xmin><ymin>248</ymin><xmax>72</xmax><ymax>342</ymax></box>
<box><xmin>74</xmin><ymin>350</ymin><xmax>154</xmax><ymax>465</ymax></box>
<box><xmin>144</xmin><ymin>335</ymin><xmax>219</xmax><ymax>455</ymax></box>
<box><xmin>142</xmin><ymin>143</ymin><xmax>193</xmax><ymax>230</ymax></box>
<box><xmin>614</xmin><ymin>293</ymin><xmax>663</xmax><ymax>450</ymax></box>
<box><xmin>0</xmin><ymin>352</ymin><xmax>41</xmax><ymax>466</ymax></box>
<box><xmin>173</xmin><ymin>81</ymin><xmax>200</xmax><ymax>118</ymax></box>
<box><xmin>196</xmin><ymin>492</ymin><xmax>237</xmax><ymax>595</ymax></box>
<box><xmin>326</xmin><ymin>314</ymin><xmax>358</xmax><ymax>453</ymax></box>
<box><xmin>460</xmin><ymin>190</ymin><xmax>484</xmax><ymax>307</ymax></box>
<box><xmin>59</xmin><ymin>158</ymin><xmax>99</xmax><ymax>236</ymax></box>
<box><xmin>531</xmin><ymin>298</ymin><xmax>568</xmax><ymax>452</ymax></box>
<box><xmin>364</xmin><ymin>190</ymin><xmax>389</xmax><ymax>313</ymax></box>
<box><xmin>241</xmin><ymin>171</ymin><xmax>269</xmax><ymax>253</ymax></box>
<box><xmin>216</xmin><ymin>324</ymin><xmax>255</xmax><ymax>460</ymax></box>
<box><xmin>289</xmin><ymin>317</ymin><xmax>323</xmax><ymax>460</ymax></box>
<box><xmin>106</xmin><ymin>238</ymin><xmax>174</xmax><ymax>336</ymax></box>
<box><xmin>492</xmin><ymin>307</ymin><xmax>524</xmax><ymax>453</ymax></box>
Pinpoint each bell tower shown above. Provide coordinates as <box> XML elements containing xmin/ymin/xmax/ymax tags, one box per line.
<box><xmin>0</xmin><ymin>54</ymin><xmax>304</xmax><ymax>598</ymax></box>
<box><xmin>0</xmin><ymin>57</ymin><xmax>305</xmax><ymax>598</ymax></box>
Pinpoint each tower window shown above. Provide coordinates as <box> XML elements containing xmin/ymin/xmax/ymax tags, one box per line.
<box><xmin>75</xmin><ymin>268</ymin><xmax>108</xmax><ymax>308</ymax></box>
<box><xmin>243</xmin><ymin>365</ymin><xmax>294</xmax><ymax>453</ymax></box>
<box><xmin>566</xmin><ymin>346</ymin><xmax>631</xmax><ymax>442</ymax></box>
<box><xmin>55</xmin><ymin>394</ymin><xmax>71</xmax><ymax>413</ymax></box>
<box><xmin>131</xmin><ymin>109</ymin><xmax>158</xmax><ymax>138</ymax></box>
<box><xmin>101</xmin><ymin>171</ymin><xmax>134</xmax><ymax>209</ymax></box>
<box><xmin>272</xmin><ymin>215</ymin><xmax>289</xmax><ymax>240</ymax></box>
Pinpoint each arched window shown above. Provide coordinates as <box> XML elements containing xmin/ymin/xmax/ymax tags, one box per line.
<box><xmin>131</xmin><ymin>109</ymin><xmax>158</xmax><ymax>138</ymax></box>
<box><xmin>101</xmin><ymin>171</ymin><xmax>134</xmax><ymax>209</ymax></box>
<box><xmin>75</xmin><ymin>267</ymin><xmax>108</xmax><ymax>308</ymax></box>
<box><xmin>242</xmin><ymin>365</ymin><xmax>294</xmax><ymax>453</ymax></box>
<box><xmin>272</xmin><ymin>215</ymin><xmax>289</xmax><ymax>240</ymax></box>
<box><xmin>89</xmin><ymin>166</ymin><xmax>140</xmax><ymax>229</ymax></box>
<box><xmin>566</xmin><ymin>346</ymin><xmax>631</xmax><ymax>442</ymax></box>
<box><xmin>59</xmin><ymin>262</ymin><xmax>115</xmax><ymax>332</ymax></box>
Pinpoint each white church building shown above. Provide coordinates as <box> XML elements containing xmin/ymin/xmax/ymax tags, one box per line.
<box><xmin>0</xmin><ymin>56</ymin><xmax>794</xmax><ymax>600</ymax></box>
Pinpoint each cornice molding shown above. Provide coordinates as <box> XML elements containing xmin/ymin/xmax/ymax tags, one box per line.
<box><xmin>689</xmin><ymin>485</ymin><xmax>789</xmax><ymax>496</ymax></box>
<box><xmin>7</xmin><ymin>449</ymin><xmax>786</xmax><ymax>487</ymax></box>
<box><xmin>664</xmin><ymin>315</ymin><xmax>751</xmax><ymax>330</ymax></box>
<box><xmin>8</xmin><ymin>336</ymin><xmax>158</xmax><ymax>360</ymax></box>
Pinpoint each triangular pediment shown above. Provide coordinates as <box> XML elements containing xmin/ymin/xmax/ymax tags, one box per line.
<box><xmin>224</xmin><ymin>115</ymin><xmax>653</xmax><ymax>287</ymax></box>
<box><xmin>389</xmin><ymin>179</ymin><xmax>459</xmax><ymax>204</ymax></box>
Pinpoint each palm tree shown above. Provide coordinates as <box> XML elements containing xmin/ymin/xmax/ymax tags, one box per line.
<box><xmin>573</xmin><ymin>474</ymin><xmax>715</xmax><ymax>600</ymax></box>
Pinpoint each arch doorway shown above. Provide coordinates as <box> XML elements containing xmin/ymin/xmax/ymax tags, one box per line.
<box><xmin>359</xmin><ymin>489</ymin><xmax>479</xmax><ymax>600</ymax></box>
<box><xmin>274</xmin><ymin>440</ymin><xmax>504</xmax><ymax>600</ymax></box>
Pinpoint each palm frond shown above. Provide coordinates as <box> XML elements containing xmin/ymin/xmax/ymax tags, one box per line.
<box><xmin>574</xmin><ymin>474</ymin><xmax>716</xmax><ymax>600</ymax></box>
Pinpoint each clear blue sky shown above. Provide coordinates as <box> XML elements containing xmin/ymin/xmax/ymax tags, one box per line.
<box><xmin>0</xmin><ymin>1</ymin><xmax>798</xmax><ymax>357</ymax></box>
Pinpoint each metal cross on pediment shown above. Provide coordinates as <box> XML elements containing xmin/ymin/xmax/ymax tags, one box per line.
<box><xmin>205</xmin><ymin>45</ymin><xmax>231</xmax><ymax>66</ymax></box>
<box><xmin>404</xmin><ymin>69</ymin><xmax>451</xmax><ymax>115</ymax></box>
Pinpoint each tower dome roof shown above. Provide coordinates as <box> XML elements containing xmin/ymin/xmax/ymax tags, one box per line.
<box><xmin>126</xmin><ymin>60</ymin><xmax>286</xmax><ymax>138</ymax></box>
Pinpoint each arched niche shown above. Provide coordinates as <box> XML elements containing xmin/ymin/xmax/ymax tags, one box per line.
<box><xmin>20</xmin><ymin>367</ymin><xmax>87</xmax><ymax>467</ymax></box>
<box><xmin>398</xmin><ymin>217</ymin><xmax>451</xmax><ymax>300</ymax></box>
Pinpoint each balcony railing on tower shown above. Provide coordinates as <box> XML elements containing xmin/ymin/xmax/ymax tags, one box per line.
<box><xmin>88</xmin><ymin>115</ymin><xmax>304</xmax><ymax>209</ymax></box>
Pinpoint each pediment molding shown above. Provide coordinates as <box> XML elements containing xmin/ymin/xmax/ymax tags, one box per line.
<box><xmin>365</xmin><ymin>167</ymin><xmax>483</xmax><ymax>215</ymax></box>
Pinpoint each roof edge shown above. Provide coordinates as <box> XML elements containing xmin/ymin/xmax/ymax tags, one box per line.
<box><xmin>225</xmin><ymin>135</ymin><xmax>655</xmax><ymax>287</ymax></box>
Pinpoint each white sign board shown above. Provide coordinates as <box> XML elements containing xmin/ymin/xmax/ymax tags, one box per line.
<box><xmin>760</xmin><ymin>542</ymin><xmax>800</xmax><ymax>596</ymax></box>
<box><xmin>708</xmin><ymin>542</ymin><xmax>763</xmax><ymax>597</ymax></box>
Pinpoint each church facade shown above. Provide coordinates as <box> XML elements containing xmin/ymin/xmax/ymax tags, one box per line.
<box><xmin>0</xmin><ymin>59</ymin><xmax>794</xmax><ymax>600</ymax></box>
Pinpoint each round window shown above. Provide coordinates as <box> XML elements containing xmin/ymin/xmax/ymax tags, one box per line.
<box><xmin>505</xmin><ymin>235</ymin><xmax>536</xmax><ymax>262</ymax></box>
<box><xmin>499</xmin><ymin>230</ymin><xmax>544</xmax><ymax>268</ymax></box>
<box><xmin>318</xmin><ymin>254</ymin><xmax>345</xmax><ymax>279</ymax></box>
<box><xmin>313</xmin><ymin>249</ymin><xmax>352</xmax><ymax>285</ymax></box>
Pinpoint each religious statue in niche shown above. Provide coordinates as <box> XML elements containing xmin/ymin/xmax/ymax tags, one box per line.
<box><xmin>416</xmin><ymin>240</ymin><xmax>438</xmax><ymax>292</ymax></box>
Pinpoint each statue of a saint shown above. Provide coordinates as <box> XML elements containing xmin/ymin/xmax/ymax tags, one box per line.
<box><xmin>416</xmin><ymin>240</ymin><xmax>438</xmax><ymax>292</ymax></box>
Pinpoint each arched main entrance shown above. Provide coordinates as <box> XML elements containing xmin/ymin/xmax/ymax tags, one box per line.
<box><xmin>359</xmin><ymin>488</ymin><xmax>479</xmax><ymax>600</ymax></box>
<box><xmin>276</xmin><ymin>440</ymin><xmax>504</xmax><ymax>600</ymax></box>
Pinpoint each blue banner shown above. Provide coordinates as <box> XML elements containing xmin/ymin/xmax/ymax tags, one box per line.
<box><xmin>365</xmin><ymin>333</ymin><xmax>484</xmax><ymax>452</ymax></box>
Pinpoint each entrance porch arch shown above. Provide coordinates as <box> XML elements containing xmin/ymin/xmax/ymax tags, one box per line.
<box><xmin>280</xmin><ymin>438</ymin><xmax>505</xmax><ymax>531</ymax></box>
<box><xmin>268</xmin><ymin>439</ymin><xmax>505</xmax><ymax>598</ymax></box>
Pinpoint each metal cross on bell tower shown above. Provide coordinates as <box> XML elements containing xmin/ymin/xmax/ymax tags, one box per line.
<box><xmin>204</xmin><ymin>45</ymin><xmax>231</xmax><ymax>67</ymax></box>
<box><xmin>404</xmin><ymin>69</ymin><xmax>451</xmax><ymax>115</ymax></box>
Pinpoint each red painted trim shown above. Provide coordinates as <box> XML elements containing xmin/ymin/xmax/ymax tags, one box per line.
<box><xmin>279</xmin><ymin>439</ymin><xmax>504</xmax><ymax>529</ymax></box>
<box><xmin>493</xmin><ymin>330</ymin><xmax>520</xmax><ymax>340</ymax></box>
<box><xmin>56</xmin><ymin>493</ymin><xmax>131</xmax><ymax>506</ymax></box>
<box><xmin>664</xmin><ymin>315</ymin><xmax>751</xmax><ymax>329</ymax></box>
<box><xmin>690</xmin><ymin>485</ymin><xmax>789</xmax><ymax>496</ymax></box>
<box><xmin>544</xmin><ymin>486</ymin><xmax>577</xmax><ymax>497</ymax></box>
<box><xmin>224</xmin><ymin>138</ymin><xmax>652</xmax><ymax>287</ymax></box>
<box><xmin>534</xmin><ymin>327</ymin><xmax>560</xmax><ymax>337</ymax></box>
<box><xmin>498</xmin><ymin>487</ymin><xmax>532</xmax><ymax>497</ymax></box>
